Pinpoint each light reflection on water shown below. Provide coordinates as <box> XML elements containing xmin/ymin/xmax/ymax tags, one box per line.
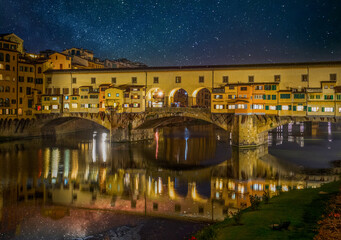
<box><xmin>0</xmin><ymin>123</ymin><xmax>340</xmax><ymax>239</ymax></box>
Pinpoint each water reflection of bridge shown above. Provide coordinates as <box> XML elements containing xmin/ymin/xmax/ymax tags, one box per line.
<box><xmin>1</xmin><ymin>145</ymin><xmax>339</xmax><ymax>227</ymax></box>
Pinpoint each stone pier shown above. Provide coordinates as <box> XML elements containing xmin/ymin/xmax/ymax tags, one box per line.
<box><xmin>110</xmin><ymin>128</ymin><xmax>154</xmax><ymax>142</ymax></box>
<box><xmin>231</xmin><ymin>115</ymin><xmax>269</xmax><ymax>147</ymax></box>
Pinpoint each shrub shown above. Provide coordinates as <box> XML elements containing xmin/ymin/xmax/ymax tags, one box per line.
<box><xmin>196</xmin><ymin>226</ymin><xmax>217</xmax><ymax>240</ymax></box>
<box><xmin>249</xmin><ymin>194</ymin><xmax>261</xmax><ymax>210</ymax></box>
<box><xmin>230</xmin><ymin>209</ymin><xmax>243</xmax><ymax>225</ymax></box>
<box><xmin>263</xmin><ymin>190</ymin><xmax>270</xmax><ymax>204</ymax></box>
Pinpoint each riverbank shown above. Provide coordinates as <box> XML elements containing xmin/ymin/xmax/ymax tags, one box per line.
<box><xmin>196</xmin><ymin>180</ymin><xmax>340</xmax><ymax>240</ymax></box>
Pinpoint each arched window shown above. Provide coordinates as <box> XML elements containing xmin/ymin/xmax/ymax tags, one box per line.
<box><xmin>5</xmin><ymin>65</ymin><xmax>10</xmax><ymax>70</ymax></box>
<box><xmin>0</xmin><ymin>86</ymin><xmax>3</xmax><ymax>92</ymax></box>
<box><xmin>5</xmin><ymin>54</ymin><xmax>10</xmax><ymax>62</ymax></box>
<box><xmin>5</xmin><ymin>86</ymin><xmax>10</xmax><ymax>92</ymax></box>
<box><xmin>0</xmin><ymin>53</ymin><xmax>4</xmax><ymax>61</ymax></box>
<box><xmin>0</xmin><ymin>98</ymin><xmax>3</xmax><ymax>107</ymax></box>
<box><xmin>38</xmin><ymin>67</ymin><xmax>42</xmax><ymax>73</ymax></box>
<box><xmin>5</xmin><ymin>98</ymin><xmax>9</xmax><ymax>107</ymax></box>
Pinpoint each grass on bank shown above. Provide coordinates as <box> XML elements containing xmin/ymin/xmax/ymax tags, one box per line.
<box><xmin>196</xmin><ymin>180</ymin><xmax>340</xmax><ymax>240</ymax></box>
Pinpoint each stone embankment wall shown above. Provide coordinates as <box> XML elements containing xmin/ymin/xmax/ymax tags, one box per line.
<box><xmin>0</xmin><ymin>118</ymin><xmax>104</xmax><ymax>140</ymax></box>
<box><xmin>0</xmin><ymin>117</ymin><xmax>154</xmax><ymax>143</ymax></box>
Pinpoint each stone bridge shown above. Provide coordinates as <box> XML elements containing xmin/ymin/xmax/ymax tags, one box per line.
<box><xmin>1</xmin><ymin>108</ymin><xmax>340</xmax><ymax>146</ymax></box>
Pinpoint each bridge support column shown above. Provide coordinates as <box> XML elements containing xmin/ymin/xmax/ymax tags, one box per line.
<box><xmin>110</xmin><ymin>128</ymin><xmax>154</xmax><ymax>142</ymax></box>
<box><xmin>232</xmin><ymin>115</ymin><xmax>267</xmax><ymax>147</ymax></box>
<box><xmin>164</xmin><ymin>95</ymin><xmax>169</xmax><ymax>107</ymax></box>
<box><xmin>188</xmin><ymin>96</ymin><xmax>194</xmax><ymax>107</ymax></box>
<box><xmin>311</xmin><ymin>122</ymin><xmax>319</xmax><ymax>136</ymax></box>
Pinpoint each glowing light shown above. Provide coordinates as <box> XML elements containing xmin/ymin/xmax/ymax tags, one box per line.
<box><xmin>51</xmin><ymin>148</ymin><xmax>60</xmax><ymax>178</ymax></box>
<box><xmin>64</xmin><ymin>149</ymin><xmax>70</xmax><ymax>178</ymax></box>
<box><xmin>168</xmin><ymin>177</ymin><xmax>175</xmax><ymax>199</ymax></box>
<box><xmin>184</xmin><ymin>127</ymin><xmax>190</xmax><ymax>161</ymax></box>
<box><xmin>71</xmin><ymin>150</ymin><xmax>78</xmax><ymax>180</ymax></box>
<box><xmin>44</xmin><ymin>148</ymin><xmax>50</xmax><ymax>178</ymax></box>
<box><xmin>155</xmin><ymin>130</ymin><xmax>159</xmax><ymax>159</ymax></box>
<box><xmin>148</xmin><ymin>176</ymin><xmax>151</xmax><ymax>195</ymax></box>
<box><xmin>158</xmin><ymin>177</ymin><xmax>162</xmax><ymax>194</ymax></box>
<box><xmin>101</xmin><ymin>133</ymin><xmax>107</xmax><ymax>162</ymax></box>
<box><xmin>92</xmin><ymin>132</ymin><xmax>97</xmax><ymax>162</ymax></box>
<box><xmin>157</xmin><ymin>91</ymin><xmax>163</xmax><ymax>97</ymax></box>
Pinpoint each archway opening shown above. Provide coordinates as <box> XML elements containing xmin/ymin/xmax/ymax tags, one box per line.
<box><xmin>192</xmin><ymin>88</ymin><xmax>211</xmax><ymax>108</ymax></box>
<box><xmin>146</xmin><ymin>88</ymin><xmax>165</xmax><ymax>108</ymax></box>
<box><xmin>169</xmin><ymin>88</ymin><xmax>188</xmax><ymax>107</ymax></box>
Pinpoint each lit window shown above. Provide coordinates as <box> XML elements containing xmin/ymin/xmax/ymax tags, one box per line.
<box><xmin>228</xmin><ymin>105</ymin><xmax>235</xmax><ymax>109</ymax></box>
<box><xmin>253</xmin><ymin>104</ymin><xmax>263</xmax><ymax>109</ymax></box>
<box><xmin>65</xmin><ymin>96</ymin><xmax>69</xmax><ymax>100</ymax></box>
<box><xmin>311</xmin><ymin>107</ymin><xmax>319</xmax><ymax>112</ymax></box>
<box><xmin>44</xmin><ymin>106</ymin><xmax>49</xmax><ymax>110</ymax></box>
<box><xmin>52</xmin><ymin>105</ymin><xmax>58</xmax><ymax>109</ymax></box>
<box><xmin>108</xmin><ymin>93</ymin><xmax>111</xmax><ymax>97</ymax></box>
<box><xmin>324</xmin><ymin>107</ymin><xmax>334</xmax><ymax>112</ymax></box>
<box><xmin>297</xmin><ymin>106</ymin><xmax>304</xmax><ymax>111</ymax></box>
<box><xmin>72</xmin><ymin>103</ymin><xmax>77</xmax><ymax>108</ymax></box>
<box><xmin>282</xmin><ymin>105</ymin><xmax>289</xmax><ymax>110</ymax></box>
<box><xmin>52</xmin><ymin>97</ymin><xmax>57</xmax><ymax>101</ymax></box>
<box><xmin>237</xmin><ymin>104</ymin><xmax>246</xmax><ymax>109</ymax></box>
<box><xmin>124</xmin><ymin>104</ymin><xmax>129</xmax><ymax>108</ymax></box>
<box><xmin>116</xmin><ymin>93</ymin><xmax>119</xmax><ymax>97</ymax></box>
<box><xmin>214</xmin><ymin>104</ymin><xmax>224</xmax><ymax>109</ymax></box>
<box><xmin>269</xmin><ymin>105</ymin><xmax>276</xmax><ymax>110</ymax></box>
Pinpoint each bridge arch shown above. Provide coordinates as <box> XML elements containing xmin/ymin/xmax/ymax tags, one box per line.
<box><xmin>168</xmin><ymin>88</ymin><xmax>189</xmax><ymax>107</ymax></box>
<box><xmin>146</xmin><ymin>87</ymin><xmax>166</xmax><ymax>108</ymax></box>
<box><xmin>191</xmin><ymin>87</ymin><xmax>211</xmax><ymax>108</ymax></box>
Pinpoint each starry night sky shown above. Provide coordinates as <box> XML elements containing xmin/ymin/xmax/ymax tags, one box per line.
<box><xmin>0</xmin><ymin>0</ymin><xmax>340</xmax><ymax>66</ymax></box>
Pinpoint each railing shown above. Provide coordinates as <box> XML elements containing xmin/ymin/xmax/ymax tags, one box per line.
<box><xmin>146</xmin><ymin>107</ymin><xmax>211</xmax><ymax>115</ymax></box>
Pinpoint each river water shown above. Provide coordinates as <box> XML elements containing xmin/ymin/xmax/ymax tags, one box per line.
<box><xmin>0</xmin><ymin>123</ymin><xmax>340</xmax><ymax>239</ymax></box>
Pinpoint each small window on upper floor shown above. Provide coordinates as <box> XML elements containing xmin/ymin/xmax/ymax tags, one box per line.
<box><xmin>175</xmin><ymin>76</ymin><xmax>181</xmax><ymax>83</ymax></box>
<box><xmin>330</xmin><ymin>73</ymin><xmax>337</xmax><ymax>81</ymax></box>
<box><xmin>223</xmin><ymin>76</ymin><xmax>229</xmax><ymax>83</ymax></box>
<box><xmin>72</xmin><ymin>78</ymin><xmax>76</xmax><ymax>84</ymax></box>
<box><xmin>301</xmin><ymin>74</ymin><xmax>308</xmax><ymax>82</ymax></box>
<box><xmin>248</xmin><ymin>76</ymin><xmax>254</xmax><ymax>83</ymax></box>
<box><xmin>199</xmin><ymin>76</ymin><xmax>204</xmax><ymax>83</ymax></box>
<box><xmin>274</xmin><ymin>75</ymin><xmax>280</xmax><ymax>82</ymax></box>
<box><xmin>153</xmin><ymin>77</ymin><xmax>159</xmax><ymax>84</ymax></box>
<box><xmin>132</xmin><ymin>77</ymin><xmax>137</xmax><ymax>83</ymax></box>
<box><xmin>91</xmin><ymin>77</ymin><xmax>96</xmax><ymax>84</ymax></box>
<box><xmin>240</xmin><ymin>87</ymin><xmax>247</xmax><ymax>91</ymax></box>
<box><xmin>112</xmin><ymin>77</ymin><xmax>116</xmax><ymax>84</ymax></box>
